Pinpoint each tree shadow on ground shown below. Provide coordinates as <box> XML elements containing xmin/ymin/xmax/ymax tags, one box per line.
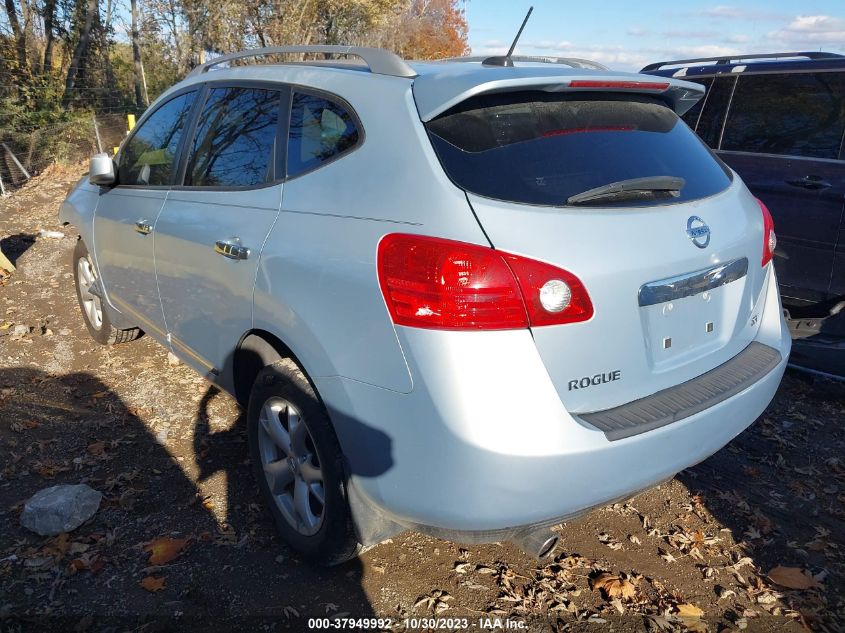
<box><xmin>0</xmin><ymin>366</ymin><xmax>375</xmax><ymax>631</ymax></box>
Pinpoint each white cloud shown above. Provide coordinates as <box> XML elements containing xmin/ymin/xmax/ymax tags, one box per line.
<box><xmin>767</xmin><ymin>15</ymin><xmax>845</xmax><ymax>45</ymax></box>
<box><xmin>698</xmin><ymin>5</ymin><xmax>787</xmax><ymax>20</ymax></box>
<box><xmin>702</xmin><ymin>5</ymin><xmax>746</xmax><ymax>19</ymax></box>
<box><xmin>662</xmin><ymin>30</ymin><xmax>721</xmax><ymax>39</ymax></box>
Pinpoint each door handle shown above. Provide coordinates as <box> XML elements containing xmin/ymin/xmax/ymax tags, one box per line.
<box><xmin>785</xmin><ymin>176</ymin><xmax>832</xmax><ymax>190</ymax></box>
<box><xmin>135</xmin><ymin>219</ymin><xmax>152</xmax><ymax>235</ymax></box>
<box><xmin>214</xmin><ymin>239</ymin><xmax>250</xmax><ymax>261</ymax></box>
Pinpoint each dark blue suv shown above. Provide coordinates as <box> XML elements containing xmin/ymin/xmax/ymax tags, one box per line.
<box><xmin>644</xmin><ymin>52</ymin><xmax>845</xmax><ymax>377</ymax></box>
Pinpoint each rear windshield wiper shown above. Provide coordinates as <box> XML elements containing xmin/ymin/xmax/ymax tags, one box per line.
<box><xmin>567</xmin><ymin>176</ymin><xmax>686</xmax><ymax>205</ymax></box>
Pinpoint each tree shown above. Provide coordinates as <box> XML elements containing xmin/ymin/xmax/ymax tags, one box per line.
<box><xmin>130</xmin><ymin>0</ymin><xmax>148</xmax><ymax>107</ymax></box>
<box><xmin>61</xmin><ymin>0</ymin><xmax>98</xmax><ymax>106</ymax></box>
<box><xmin>3</xmin><ymin>0</ymin><xmax>28</xmax><ymax>72</ymax></box>
<box><xmin>396</xmin><ymin>0</ymin><xmax>469</xmax><ymax>59</ymax></box>
<box><xmin>42</xmin><ymin>0</ymin><xmax>57</xmax><ymax>73</ymax></box>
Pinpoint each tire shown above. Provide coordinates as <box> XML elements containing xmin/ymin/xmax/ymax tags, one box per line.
<box><xmin>73</xmin><ymin>239</ymin><xmax>142</xmax><ymax>345</ymax></box>
<box><xmin>247</xmin><ymin>359</ymin><xmax>361</xmax><ymax>566</ymax></box>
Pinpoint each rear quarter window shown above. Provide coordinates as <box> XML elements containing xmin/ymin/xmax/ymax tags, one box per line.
<box><xmin>287</xmin><ymin>92</ymin><xmax>360</xmax><ymax>177</ymax></box>
<box><xmin>426</xmin><ymin>92</ymin><xmax>733</xmax><ymax>207</ymax></box>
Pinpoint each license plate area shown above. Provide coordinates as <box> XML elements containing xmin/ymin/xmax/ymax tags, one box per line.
<box><xmin>639</xmin><ymin>258</ymin><xmax>749</xmax><ymax>370</ymax></box>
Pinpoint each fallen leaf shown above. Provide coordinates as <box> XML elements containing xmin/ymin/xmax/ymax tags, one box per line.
<box><xmin>676</xmin><ymin>603</ymin><xmax>704</xmax><ymax>618</ymax></box>
<box><xmin>767</xmin><ymin>566</ymin><xmax>820</xmax><ymax>590</ymax></box>
<box><xmin>658</xmin><ymin>548</ymin><xmax>676</xmax><ymax>563</ymax></box>
<box><xmin>140</xmin><ymin>575</ymin><xmax>166</xmax><ymax>592</ymax></box>
<box><xmin>590</xmin><ymin>572</ymin><xmax>636</xmax><ymax>601</ymax></box>
<box><xmin>144</xmin><ymin>537</ymin><xmax>189</xmax><ymax>565</ymax></box>
<box><xmin>87</xmin><ymin>441</ymin><xmax>106</xmax><ymax>455</ymax></box>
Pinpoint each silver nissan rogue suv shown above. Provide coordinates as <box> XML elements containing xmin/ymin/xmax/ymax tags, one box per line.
<box><xmin>60</xmin><ymin>46</ymin><xmax>791</xmax><ymax>564</ymax></box>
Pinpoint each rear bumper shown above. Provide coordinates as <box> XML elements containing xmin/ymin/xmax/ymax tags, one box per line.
<box><xmin>316</xmin><ymin>265</ymin><xmax>790</xmax><ymax>538</ymax></box>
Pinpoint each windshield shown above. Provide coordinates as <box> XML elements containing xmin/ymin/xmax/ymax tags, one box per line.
<box><xmin>426</xmin><ymin>91</ymin><xmax>732</xmax><ymax>207</ymax></box>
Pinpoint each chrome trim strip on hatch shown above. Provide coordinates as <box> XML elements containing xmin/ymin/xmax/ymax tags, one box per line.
<box><xmin>638</xmin><ymin>257</ymin><xmax>748</xmax><ymax>307</ymax></box>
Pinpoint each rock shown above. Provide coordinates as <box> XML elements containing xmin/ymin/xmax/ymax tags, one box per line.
<box><xmin>167</xmin><ymin>352</ymin><xmax>181</xmax><ymax>367</ymax></box>
<box><xmin>20</xmin><ymin>484</ymin><xmax>102</xmax><ymax>536</ymax></box>
<box><xmin>58</xmin><ymin>328</ymin><xmax>71</xmax><ymax>336</ymax></box>
<box><xmin>9</xmin><ymin>324</ymin><xmax>29</xmax><ymax>339</ymax></box>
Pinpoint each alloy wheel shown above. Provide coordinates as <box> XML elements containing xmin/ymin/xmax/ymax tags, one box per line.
<box><xmin>257</xmin><ymin>397</ymin><xmax>326</xmax><ymax>536</ymax></box>
<box><xmin>76</xmin><ymin>256</ymin><xmax>103</xmax><ymax>330</ymax></box>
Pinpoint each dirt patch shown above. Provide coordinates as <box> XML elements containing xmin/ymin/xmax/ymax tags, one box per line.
<box><xmin>0</xmin><ymin>169</ymin><xmax>842</xmax><ymax>631</ymax></box>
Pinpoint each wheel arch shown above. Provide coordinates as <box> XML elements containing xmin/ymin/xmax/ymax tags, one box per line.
<box><xmin>234</xmin><ymin>329</ymin><xmax>306</xmax><ymax>406</ymax></box>
<box><xmin>235</xmin><ymin>328</ymin><xmax>405</xmax><ymax>549</ymax></box>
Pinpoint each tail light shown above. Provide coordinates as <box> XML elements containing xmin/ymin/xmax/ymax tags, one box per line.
<box><xmin>377</xmin><ymin>234</ymin><xmax>593</xmax><ymax>330</ymax></box>
<box><xmin>757</xmin><ymin>198</ymin><xmax>776</xmax><ymax>267</ymax></box>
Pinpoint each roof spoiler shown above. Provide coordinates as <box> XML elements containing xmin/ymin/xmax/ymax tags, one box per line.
<box><xmin>642</xmin><ymin>51</ymin><xmax>844</xmax><ymax>72</ymax></box>
<box><xmin>415</xmin><ymin>75</ymin><xmax>705</xmax><ymax>121</ymax></box>
<box><xmin>186</xmin><ymin>46</ymin><xmax>417</xmax><ymax>79</ymax></box>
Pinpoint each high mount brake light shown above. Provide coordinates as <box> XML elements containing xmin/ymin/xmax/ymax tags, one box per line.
<box><xmin>757</xmin><ymin>198</ymin><xmax>776</xmax><ymax>267</ymax></box>
<box><xmin>568</xmin><ymin>80</ymin><xmax>670</xmax><ymax>91</ymax></box>
<box><xmin>377</xmin><ymin>234</ymin><xmax>593</xmax><ymax>330</ymax></box>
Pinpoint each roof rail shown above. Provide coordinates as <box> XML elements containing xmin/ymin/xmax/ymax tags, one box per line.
<box><xmin>440</xmin><ymin>55</ymin><xmax>608</xmax><ymax>71</ymax></box>
<box><xmin>641</xmin><ymin>51</ymin><xmax>844</xmax><ymax>72</ymax></box>
<box><xmin>186</xmin><ymin>46</ymin><xmax>417</xmax><ymax>79</ymax></box>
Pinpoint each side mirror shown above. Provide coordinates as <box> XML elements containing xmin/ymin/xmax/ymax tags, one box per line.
<box><xmin>89</xmin><ymin>153</ymin><xmax>116</xmax><ymax>186</ymax></box>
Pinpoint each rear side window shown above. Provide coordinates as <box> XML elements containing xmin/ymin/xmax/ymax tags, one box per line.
<box><xmin>426</xmin><ymin>92</ymin><xmax>732</xmax><ymax>207</ymax></box>
<box><xmin>721</xmin><ymin>72</ymin><xmax>845</xmax><ymax>159</ymax></box>
<box><xmin>680</xmin><ymin>77</ymin><xmax>713</xmax><ymax>129</ymax></box>
<box><xmin>287</xmin><ymin>92</ymin><xmax>360</xmax><ymax>177</ymax></box>
<box><xmin>118</xmin><ymin>91</ymin><xmax>196</xmax><ymax>186</ymax></box>
<box><xmin>185</xmin><ymin>87</ymin><xmax>281</xmax><ymax>187</ymax></box>
<box><xmin>694</xmin><ymin>76</ymin><xmax>734</xmax><ymax>147</ymax></box>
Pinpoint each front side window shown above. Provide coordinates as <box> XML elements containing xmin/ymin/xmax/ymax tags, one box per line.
<box><xmin>287</xmin><ymin>92</ymin><xmax>360</xmax><ymax>177</ymax></box>
<box><xmin>185</xmin><ymin>87</ymin><xmax>281</xmax><ymax>187</ymax></box>
<box><xmin>721</xmin><ymin>72</ymin><xmax>845</xmax><ymax>159</ymax></box>
<box><xmin>118</xmin><ymin>91</ymin><xmax>196</xmax><ymax>186</ymax></box>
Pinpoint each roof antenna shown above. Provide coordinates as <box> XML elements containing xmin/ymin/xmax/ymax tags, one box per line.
<box><xmin>483</xmin><ymin>6</ymin><xmax>533</xmax><ymax>67</ymax></box>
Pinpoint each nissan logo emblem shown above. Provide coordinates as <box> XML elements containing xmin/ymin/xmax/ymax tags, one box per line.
<box><xmin>686</xmin><ymin>216</ymin><xmax>711</xmax><ymax>249</ymax></box>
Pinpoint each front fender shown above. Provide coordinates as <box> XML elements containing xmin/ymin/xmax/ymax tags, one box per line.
<box><xmin>58</xmin><ymin>176</ymin><xmax>99</xmax><ymax>247</ymax></box>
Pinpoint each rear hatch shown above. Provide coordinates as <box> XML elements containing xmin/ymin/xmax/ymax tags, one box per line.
<box><xmin>423</xmin><ymin>87</ymin><xmax>770</xmax><ymax>413</ymax></box>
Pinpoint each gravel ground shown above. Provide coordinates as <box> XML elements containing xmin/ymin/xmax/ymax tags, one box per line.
<box><xmin>0</xmin><ymin>167</ymin><xmax>843</xmax><ymax>632</ymax></box>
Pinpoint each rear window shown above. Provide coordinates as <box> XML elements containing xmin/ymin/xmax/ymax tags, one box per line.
<box><xmin>426</xmin><ymin>92</ymin><xmax>732</xmax><ymax>207</ymax></box>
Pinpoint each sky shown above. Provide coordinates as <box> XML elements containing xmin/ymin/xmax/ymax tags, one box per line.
<box><xmin>466</xmin><ymin>1</ymin><xmax>845</xmax><ymax>72</ymax></box>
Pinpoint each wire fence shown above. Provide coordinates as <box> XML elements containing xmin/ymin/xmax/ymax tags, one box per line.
<box><xmin>0</xmin><ymin>111</ymin><xmax>141</xmax><ymax>195</ymax></box>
